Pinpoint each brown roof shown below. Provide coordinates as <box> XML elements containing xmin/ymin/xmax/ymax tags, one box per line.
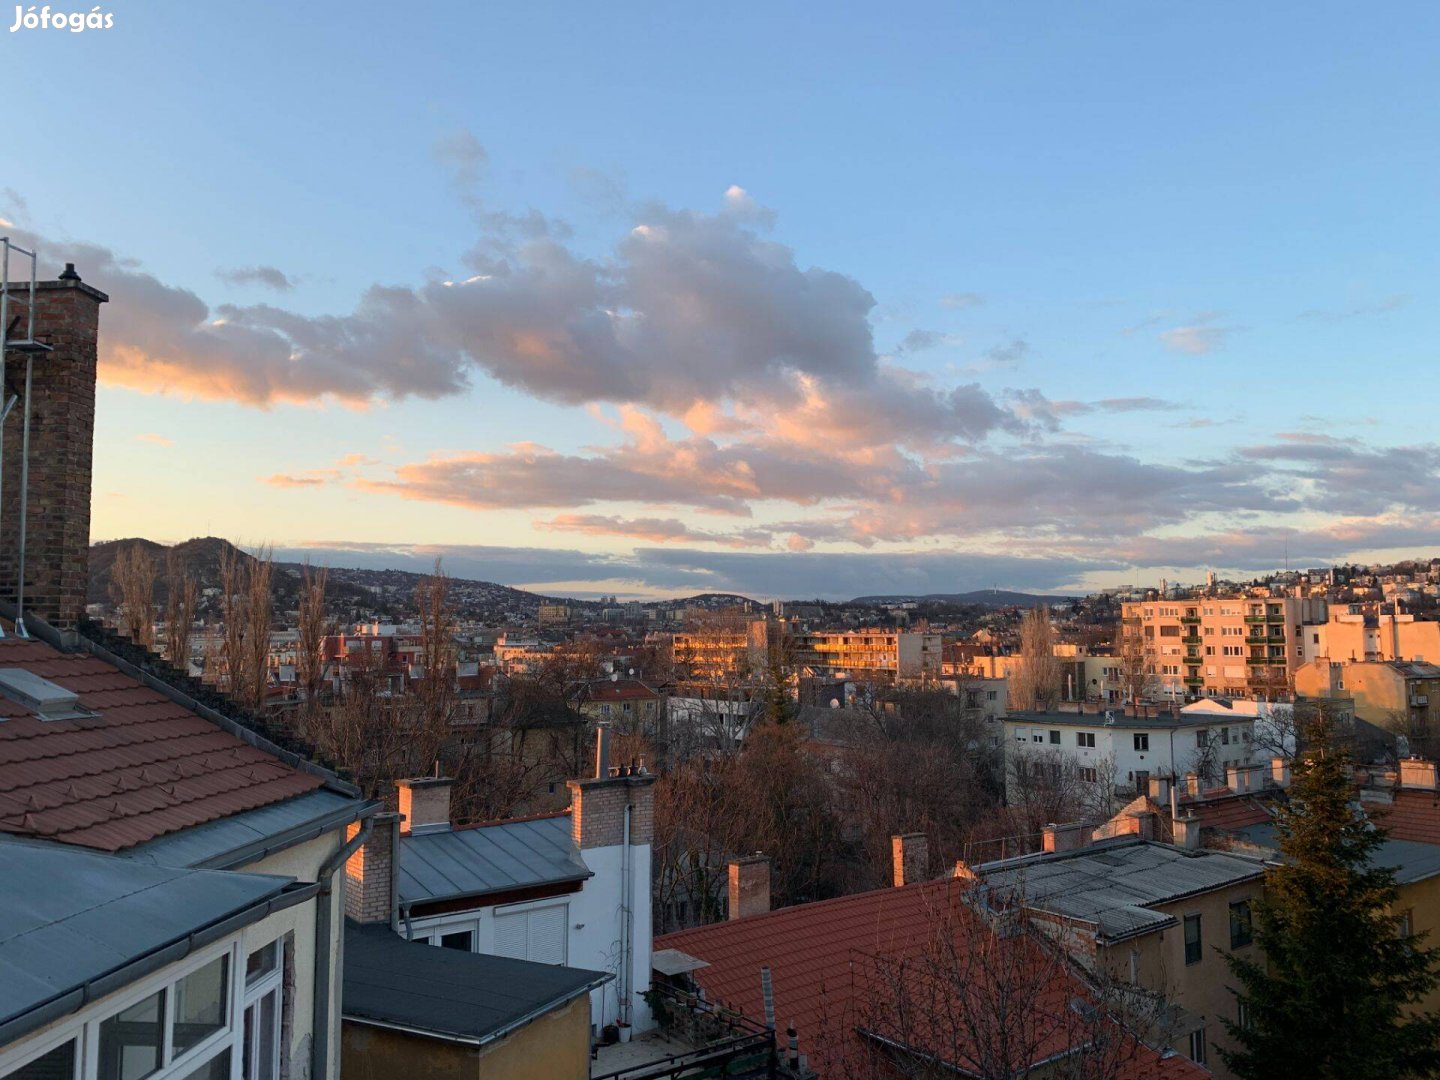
<box><xmin>574</xmin><ymin>678</ymin><xmax>658</xmax><ymax>703</ymax></box>
<box><xmin>1365</xmin><ymin>789</ymin><xmax>1440</xmax><ymax>846</ymax></box>
<box><xmin>0</xmin><ymin>637</ymin><xmax>324</xmax><ymax>851</ymax></box>
<box><xmin>657</xmin><ymin>880</ymin><xmax>1206</xmax><ymax>1079</ymax></box>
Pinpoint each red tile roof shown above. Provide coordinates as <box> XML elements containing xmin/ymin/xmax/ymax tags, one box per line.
<box><xmin>657</xmin><ymin>881</ymin><xmax>1205</xmax><ymax>1079</ymax></box>
<box><xmin>574</xmin><ymin>678</ymin><xmax>658</xmax><ymax>703</ymax></box>
<box><xmin>1188</xmin><ymin>793</ymin><xmax>1276</xmax><ymax>832</ymax></box>
<box><xmin>1365</xmin><ymin>789</ymin><xmax>1440</xmax><ymax>846</ymax></box>
<box><xmin>0</xmin><ymin>637</ymin><xmax>324</xmax><ymax>851</ymax></box>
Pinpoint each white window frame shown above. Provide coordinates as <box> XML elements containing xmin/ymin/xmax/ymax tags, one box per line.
<box><xmin>242</xmin><ymin>936</ymin><xmax>285</xmax><ymax>1080</ymax></box>
<box><xmin>0</xmin><ymin>935</ymin><xmax>245</xmax><ymax>1080</ymax></box>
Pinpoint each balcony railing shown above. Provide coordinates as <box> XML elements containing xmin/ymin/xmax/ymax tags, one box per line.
<box><xmin>1180</xmin><ymin>616</ymin><xmax>1201</xmax><ymax>625</ymax></box>
<box><xmin>1243</xmin><ymin>615</ymin><xmax>1267</xmax><ymax>624</ymax></box>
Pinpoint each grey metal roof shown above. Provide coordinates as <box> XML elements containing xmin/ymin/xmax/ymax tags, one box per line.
<box><xmin>398</xmin><ymin>815</ymin><xmax>592</xmax><ymax>906</ymax></box>
<box><xmin>343</xmin><ymin>922</ymin><xmax>609</xmax><ymax>1044</ymax></box>
<box><xmin>1004</xmin><ymin>710</ymin><xmax>1222</xmax><ymax>731</ymax></box>
<box><xmin>1235</xmin><ymin>822</ymin><xmax>1440</xmax><ymax>885</ymax></box>
<box><xmin>122</xmin><ymin>789</ymin><xmax>370</xmax><ymax>870</ymax></box>
<box><xmin>976</xmin><ymin>839</ymin><xmax>1265</xmax><ymax>942</ymax></box>
<box><xmin>0</xmin><ymin>837</ymin><xmax>312</xmax><ymax>1043</ymax></box>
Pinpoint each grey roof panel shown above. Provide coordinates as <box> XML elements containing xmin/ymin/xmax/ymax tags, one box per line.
<box><xmin>343</xmin><ymin>922</ymin><xmax>609</xmax><ymax>1043</ymax></box>
<box><xmin>398</xmin><ymin>816</ymin><xmax>592</xmax><ymax>905</ymax></box>
<box><xmin>977</xmin><ymin>839</ymin><xmax>1265</xmax><ymax>942</ymax></box>
<box><xmin>121</xmin><ymin>789</ymin><xmax>368</xmax><ymax>869</ymax></box>
<box><xmin>1235</xmin><ymin>823</ymin><xmax>1440</xmax><ymax>885</ymax></box>
<box><xmin>0</xmin><ymin>837</ymin><xmax>300</xmax><ymax>1035</ymax></box>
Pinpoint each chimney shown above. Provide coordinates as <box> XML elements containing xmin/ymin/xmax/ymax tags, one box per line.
<box><xmin>595</xmin><ymin>723</ymin><xmax>611</xmax><ymax>778</ymax></box>
<box><xmin>1227</xmin><ymin>764</ymin><xmax>1262</xmax><ymax>794</ymax></box>
<box><xmin>0</xmin><ymin>266</ymin><xmax>107</xmax><ymax>630</ymax></box>
<box><xmin>1172</xmin><ymin>814</ymin><xmax>1201</xmax><ymax>851</ymax></box>
<box><xmin>1183</xmin><ymin>773</ymin><xmax>1201</xmax><ymax>798</ymax></box>
<box><xmin>1399</xmin><ymin>758</ymin><xmax>1439</xmax><ymax>791</ymax></box>
<box><xmin>396</xmin><ymin>777</ymin><xmax>453</xmax><ymax>834</ymax></box>
<box><xmin>728</xmin><ymin>854</ymin><xmax>770</xmax><ymax>920</ymax></box>
<box><xmin>568</xmin><ymin>769</ymin><xmax>656</xmax><ymax>850</ymax></box>
<box><xmin>891</xmin><ymin>833</ymin><xmax>929</xmax><ymax>887</ymax></box>
<box><xmin>1270</xmin><ymin>757</ymin><xmax>1291</xmax><ymax>789</ymax></box>
<box><xmin>1041</xmin><ymin>822</ymin><xmax>1092</xmax><ymax>853</ymax></box>
<box><xmin>345</xmin><ymin>811</ymin><xmax>401</xmax><ymax>925</ymax></box>
<box><xmin>1126</xmin><ymin>809</ymin><xmax>1157</xmax><ymax>841</ymax></box>
<box><xmin>1147</xmin><ymin>774</ymin><xmax>1171</xmax><ymax>805</ymax></box>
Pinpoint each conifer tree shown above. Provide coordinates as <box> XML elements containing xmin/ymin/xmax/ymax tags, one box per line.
<box><xmin>1221</xmin><ymin>705</ymin><xmax>1440</xmax><ymax>1080</ymax></box>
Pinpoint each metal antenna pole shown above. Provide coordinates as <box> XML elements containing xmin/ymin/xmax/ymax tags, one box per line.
<box><xmin>15</xmin><ymin>347</ymin><xmax>33</xmax><ymax>639</ymax></box>
<box><xmin>0</xmin><ymin>239</ymin><xmax>9</xmax><ymax>640</ymax></box>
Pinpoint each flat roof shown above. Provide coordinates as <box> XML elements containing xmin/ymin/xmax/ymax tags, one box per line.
<box><xmin>976</xmin><ymin>838</ymin><xmax>1265</xmax><ymax>942</ymax></box>
<box><xmin>0</xmin><ymin>837</ymin><xmax>312</xmax><ymax>1044</ymax></box>
<box><xmin>1005</xmin><ymin>711</ymin><xmax>1240</xmax><ymax>731</ymax></box>
<box><xmin>1234</xmin><ymin>823</ymin><xmax>1440</xmax><ymax>885</ymax></box>
<box><xmin>343</xmin><ymin>922</ymin><xmax>608</xmax><ymax>1044</ymax></box>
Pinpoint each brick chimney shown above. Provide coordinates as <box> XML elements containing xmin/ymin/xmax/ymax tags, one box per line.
<box><xmin>1399</xmin><ymin>758</ymin><xmax>1439</xmax><ymax>791</ymax></box>
<box><xmin>1269</xmin><ymin>757</ymin><xmax>1291</xmax><ymax>789</ymax></box>
<box><xmin>1172</xmin><ymin>814</ymin><xmax>1201</xmax><ymax>851</ymax></box>
<box><xmin>396</xmin><ymin>777</ymin><xmax>453</xmax><ymax>834</ymax></box>
<box><xmin>1147</xmin><ymin>774</ymin><xmax>1172</xmax><ymax>805</ymax></box>
<box><xmin>568</xmin><ymin>770</ymin><xmax>656</xmax><ymax>849</ymax></box>
<box><xmin>728</xmin><ymin>854</ymin><xmax>770</xmax><ymax>920</ymax></box>
<box><xmin>1042</xmin><ymin>822</ymin><xmax>1092</xmax><ymax>853</ymax></box>
<box><xmin>345</xmin><ymin>811</ymin><xmax>401</xmax><ymax>925</ymax></box>
<box><xmin>0</xmin><ymin>267</ymin><xmax>108</xmax><ymax>630</ymax></box>
<box><xmin>891</xmin><ymin>833</ymin><xmax>928</xmax><ymax>887</ymax></box>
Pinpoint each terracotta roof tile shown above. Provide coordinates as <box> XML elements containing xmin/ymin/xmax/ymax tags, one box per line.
<box><xmin>1366</xmin><ymin>789</ymin><xmax>1440</xmax><ymax>846</ymax></box>
<box><xmin>0</xmin><ymin>637</ymin><xmax>324</xmax><ymax>851</ymax></box>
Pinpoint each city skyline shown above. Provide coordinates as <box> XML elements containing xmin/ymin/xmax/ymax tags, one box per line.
<box><xmin>9</xmin><ymin>1</ymin><xmax>1440</xmax><ymax>599</ymax></box>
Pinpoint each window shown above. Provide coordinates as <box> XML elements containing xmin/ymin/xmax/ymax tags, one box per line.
<box><xmin>986</xmin><ymin>690</ymin><xmax>997</xmax><ymax>701</ymax></box>
<box><xmin>1077</xmin><ymin>732</ymin><xmax>1096</xmax><ymax>748</ymax></box>
<box><xmin>441</xmin><ymin>930</ymin><xmax>474</xmax><ymax>951</ymax></box>
<box><xmin>1133</xmin><ymin>733</ymin><xmax>1150</xmax><ymax>752</ymax></box>
<box><xmin>1184</xmin><ymin>914</ymin><xmax>1202</xmax><ymax>965</ymax></box>
<box><xmin>1238</xmin><ymin>1002</ymin><xmax>1253</xmax><ymax>1030</ymax></box>
<box><xmin>1187</xmin><ymin>1028</ymin><xmax>1207</xmax><ymax>1065</ymax></box>
<box><xmin>494</xmin><ymin>904</ymin><xmax>568</xmax><ymax>965</ymax></box>
<box><xmin>1230</xmin><ymin>900</ymin><xmax>1253</xmax><ymax>948</ymax></box>
<box><xmin>1031</xmin><ymin>732</ymin><xmax>1045</xmax><ymax>743</ymax></box>
<box><xmin>8</xmin><ymin>1041</ymin><xmax>76</xmax><ymax>1080</ymax></box>
<box><xmin>1196</xmin><ymin>730</ymin><xmax>1209</xmax><ymax>748</ymax></box>
<box><xmin>1397</xmin><ymin>909</ymin><xmax>1415</xmax><ymax>940</ymax></box>
<box><xmin>99</xmin><ymin>990</ymin><xmax>165</xmax><ymax>1080</ymax></box>
<box><xmin>1080</xmin><ymin>767</ymin><xmax>1098</xmax><ymax>783</ymax></box>
<box><xmin>172</xmin><ymin>957</ymin><xmax>228</xmax><ymax>1057</ymax></box>
<box><xmin>1049</xmin><ymin>730</ymin><xmax>1061</xmax><ymax>744</ymax></box>
<box><xmin>243</xmin><ymin>939</ymin><xmax>285</xmax><ymax>1080</ymax></box>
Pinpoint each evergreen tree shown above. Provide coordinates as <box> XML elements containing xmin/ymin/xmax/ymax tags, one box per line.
<box><xmin>1221</xmin><ymin>705</ymin><xmax>1440</xmax><ymax>1080</ymax></box>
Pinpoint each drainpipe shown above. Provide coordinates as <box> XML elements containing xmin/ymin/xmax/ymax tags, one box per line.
<box><xmin>619</xmin><ymin>801</ymin><xmax>633</xmax><ymax>1027</ymax></box>
<box><xmin>313</xmin><ymin>815</ymin><xmax>375</xmax><ymax>1080</ymax></box>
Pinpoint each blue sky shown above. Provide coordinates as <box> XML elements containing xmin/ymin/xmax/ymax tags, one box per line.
<box><xmin>5</xmin><ymin>1</ymin><xmax>1440</xmax><ymax>599</ymax></box>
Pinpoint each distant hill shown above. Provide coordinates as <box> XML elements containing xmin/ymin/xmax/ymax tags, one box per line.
<box><xmin>88</xmin><ymin>537</ymin><xmax>560</xmax><ymax>619</ymax></box>
<box><xmin>670</xmin><ymin>592</ymin><xmax>764</xmax><ymax>609</ymax></box>
<box><xmin>850</xmin><ymin>589</ymin><xmax>1077</xmax><ymax>608</ymax></box>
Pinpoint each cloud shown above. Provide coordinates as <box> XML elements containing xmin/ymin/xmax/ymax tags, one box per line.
<box><xmin>962</xmin><ymin>338</ymin><xmax>1029</xmax><ymax>373</ymax></box>
<box><xmin>939</xmin><ymin>292</ymin><xmax>984</xmax><ymax>310</ymax></box>
<box><xmin>537</xmin><ymin>513</ymin><xmax>776</xmax><ymax>548</ymax></box>
<box><xmin>1298</xmin><ymin>295</ymin><xmax>1409</xmax><ymax>323</ymax></box>
<box><xmin>263</xmin><ymin>470</ymin><xmax>338</xmax><ymax>488</ymax></box>
<box><xmin>899</xmin><ymin>328</ymin><xmax>955</xmax><ymax>353</ymax></box>
<box><xmin>1159</xmin><ymin>313</ymin><xmax>1235</xmax><ymax>355</ymax></box>
<box><xmin>136</xmin><ymin>432</ymin><xmax>173</xmax><ymax>447</ymax></box>
<box><xmin>216</xmin><ymin>265</ymin><xmax>295</xmax><ymax>292</ymax></box>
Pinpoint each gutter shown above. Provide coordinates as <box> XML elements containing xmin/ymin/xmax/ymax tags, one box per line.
<box><xmin>342</xmin><ymin>971</ymin><xmax>612</xmax><ymax>1049</ymax></box>
<box><xmin>0</xmin><ymin>880</ymin><xmax>320</xmax><ymax>1048</ymax></box>
<box><xmin>312</xmin><ymin>812</ymin><xmax>377</xmax><ymax>1080</ymax></box>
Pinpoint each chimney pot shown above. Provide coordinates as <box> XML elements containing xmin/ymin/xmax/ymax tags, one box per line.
<box><xmin>1042</xmin><ymin>822</ymin><xmax>1093</xmax><ymax>853</ymax></box>
<box><xmin>728</xmin><ymin>854</ymin><xmax>771</xmax><ymax>919</ymax></box>
<box><xmin>58</xmin><ymin>263</ymin><xmax>80</xmax><ymax>282</ymax></box>
<box><xmin>891</xmin><ymin>833</ymin><xmax>928</xmax><ymax>887</ymax></box>
<box><xmin>396</xmin><ymin>776</ymin><xmax>453</xmax><ymax>834</ymax></box>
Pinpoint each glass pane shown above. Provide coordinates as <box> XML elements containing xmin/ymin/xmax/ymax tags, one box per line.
<box><xmin>177</xmin><ymin>1050</ymin><xmax>230</xmax><ymax>1080</ymax></box>
<box><xmin>440</xmin><ymin>931</ymin><xmax>473</xmax><ymax>951</ymax></box>
<box><xmin>98</xmin><ymin>990</ymin><xmax>165</xmax><ymax>1080</ymax></box>
<box><xmin>246</xmin><ymin>941</ymin><xmax>279</xmax><ymax>987</ymax></box>
<box><xmin>8</xmin><ymin>1040</ymin><xmax>76</xmax><ymax>1080</ymax></box>
<box><xmin>174</xmin><ymin>956</ymin><xmax>229</xmax><ymax>1056</ymax></box>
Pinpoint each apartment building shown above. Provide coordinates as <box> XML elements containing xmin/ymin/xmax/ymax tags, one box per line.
<box><xmin>1305</xmin><ymin>606</ymin><xmax>1440</xmax><ymax>665</ymax></box>
<box><xmin>786</xmin><ymin>628</ymin><xmax>942</xmax><ymax>685</ymax></box>
<box><xmin>669</xmin><ymin>618</ymin><xmax>769</xmax><ymax>680</ymax></box>
<box><xmin>1295</xmin><ymin>658</ymin><xmax>1440</xmax><ymax>755</ymax></box>
<box><xmin>1121</xmin><ymin>596</ymin><xmax>1326</xmax><ymax>701</ymax></box>
<box><xmin>1005</xmin><ymin>706</ymin><xmax>1257</xmax><ymax>797</ymax></box>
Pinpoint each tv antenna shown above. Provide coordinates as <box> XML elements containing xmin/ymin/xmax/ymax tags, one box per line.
<box><xmin>0</xmin><ymin>238</ymin><xmax>54</xmax><ymax>639</ymax></box>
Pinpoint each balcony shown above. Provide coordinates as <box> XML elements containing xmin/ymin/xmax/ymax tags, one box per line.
<box><xmin>1180</xmin><ymin>616</ymin><xmax>1201</xmax><ymax>625</ymax></box>
<box><xmin>1184</xmin><ymin>676</ymin><xmax>1205</xmax><ymax>687</ymax></box>
<box><xmin>1181</xmin><ymin>635</ymin><xmax>1202</xmax><ymax>645</ymax></box>
<box><xmin>1266</xmin><ymin>611</ymin><xmax>1287</xmax><ymax>623</ymax></box>
<box><xmin>1184</xmin><ymin>653</ymin><xmax>1203</xmax><ymax>664</ymax></box>
<box><xmin>1243</xmin><ymin>615</ymin><xmax>1267</xmax><ymax>624</ymax></box>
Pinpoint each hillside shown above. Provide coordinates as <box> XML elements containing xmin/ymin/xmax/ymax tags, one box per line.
<box><xmin>850</xmin><ymin>589</ymin><xmax>1077</xmax><ymax>608</ymax></box>
<box><xmin>88</xmin><ymin>538</ymin><xmax>561</xmax><ymax>621</ymax></box>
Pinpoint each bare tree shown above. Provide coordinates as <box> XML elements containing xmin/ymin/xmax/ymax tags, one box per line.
<box><xmin>1116</xmin><ymin>628</ymin><xmax>1156</xmax><ymax>705</ymax></box>
<box><xmin>216</xmin><ymin>543</ymin><xmax>273</xmax><ymax>712</ymax></box>
<box><xmin>162</xmin><ymin>550</ymin><xmax>197</xmax><ymax>670</ymax></box>
<box><xmin>111</xmin><ymin>545</ymin><xmax>156</xmax><ymax>648</ymax></box>
<box><xmin>296</xmin><ymin>561</ymin><xmax>332</xmax><ymax>722</ymax></box>
<box><xmin>1010</xmin><ymin>607</ymin><xmax>1062</xmax><ymax>712</ymax></box>
<box><xmin>823</xmin><ymin>884</ymin><xmax>1181</xmax><ymax>1080</ymax></box>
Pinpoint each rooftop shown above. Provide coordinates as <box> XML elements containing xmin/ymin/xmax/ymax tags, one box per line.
<box><xmin>342</xmin><ymin>921</ymin><xmax>608</xmax><ymax>1045</ymax></box>
<box><xmin>0</xmin><ymin>837</ymin><xmax>313</xmax><ymax>1045</ymax></box>
<box><xmin>0</xmin><ymin>636</ymin><xmax>335</xmax><ymax>851</ymax></box>
<box><xmin>1005</xmin><ymin>709</ymin><xmax>1233</xmax><ymax>731</ymax></box>
<box><xmin>974</xmin><ymin>838</ymin><xmax>1265</xmax><ymax>942</ymax></box>
<box><xmin>398</xmin><ymin>813</ymin><xmax>591</xmax><ymax>906</ymax></box>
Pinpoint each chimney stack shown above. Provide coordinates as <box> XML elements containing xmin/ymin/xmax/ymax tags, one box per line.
<box><xmin>1147</xmin><ymin>774</ymin><xmax>1172</xmax><ymax>805</ymax></box>
<box><xmin>568</xmin><ymin>769</ymin><xmax>655</xmax><ymax>850</ymax></box>
<box><xmin>891</xmin><ymin>833</ymin><xmax>929</xmax><ymax>887</ymax></box>
<box><xmin>1183</xmin><ymin>773</ymin><xmax>1201</xmax><ymax>798</ymax></box>
<box><xmin>396</xmin><ymin>777</ymin><xmax>453</xmax><ymax>834</ymax></box>
<box><xmin>595</xmin><ymin>724</ymin><xmax>611</xmax><ymax>778</ymax></box>
<box><xmin>1399</xmin><ymin>758</ymin><xmax>1439</xmax><ymax>791</ymax></box>
<box><xmin>1270</xmin><ymin>757</ymin><xmax>1291</xmax><ymax>789</ymax></box>
<box><xmin>345</xmin><ymin>811</ymin><xmax>401</xmax><ymax>925</ymax></box>
<box><xmin>728</xmin><ymin>854</ymin><xmax>771</xmax><ymax>920</ymax></box>
<box><xmin>0</xmin><ymin>266</ymin><xmax>107</xmax><ymax>630</ymax></box>
<box><xmin>1172</xmin><ymin>815</ymin><xmax>1201</xmax><ymax>851</ymax></box>
<box><xmin>1042</xmin><ymin>822</ymin><xmax>1092</xmax><ymax>853</ymax></box>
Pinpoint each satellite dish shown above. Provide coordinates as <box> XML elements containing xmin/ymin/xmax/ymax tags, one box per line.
<box><xmin>611</xmin><ymin>673</ymin><xmax>619</xmax><ymax>682</ymax></box>
<box><xmin>629</xmin><ymin>668</ymin><xmax>635</xmax><ymax>676</ymax></box>
<box><xmin>830</xmin><ymin>698</ymin><xmax>840</xmax><ymax>708</ymax></box>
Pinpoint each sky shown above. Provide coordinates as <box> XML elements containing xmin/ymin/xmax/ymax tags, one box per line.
<box><xmin>5</xmin><ymin>0</ymin><xmax>1440</xmax><ymax>600</ymax></box>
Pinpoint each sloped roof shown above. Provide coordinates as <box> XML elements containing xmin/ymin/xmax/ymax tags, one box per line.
<box><xmin>975</xmin><ymin>839</ymin><xmax>1265</xmax><ymax>942</ymax></box>
<box><xmin>657</xmin><ymin>879</ymin><xmax>1206</xmax><ymax>1079</ymax></box>
<box><xmin>0</xmin><ymin>637</ymin><xmax>326</xmax><ymax>851</ymax></box>
<box><xmin>398</xmin><ymin>814</ymin><xmax>591</xmax><ymax>905</ymax></box>
<box><xmin>0</xmin><ymin>837</ymin><xmax>313</xmax><ymax>1044</ymax></box>
<box><xmin>1186</xmin><ymin>792</ymin><xmax>1277</xmax><ymax>832</ymax></box>
<box><xmin>343</xmin><ymin>921</ymin><xmax>608</xmax><ymax>1044</ymax></box>
<box><xmin>572</xmin><ymin>678</ymin><xmax>658</xmax><ymax>703</ymax></box>
<box><xmin>1366</xmin><ymin>789</ymin><xmax>1440</xmax><ymax>846</ymax></box>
